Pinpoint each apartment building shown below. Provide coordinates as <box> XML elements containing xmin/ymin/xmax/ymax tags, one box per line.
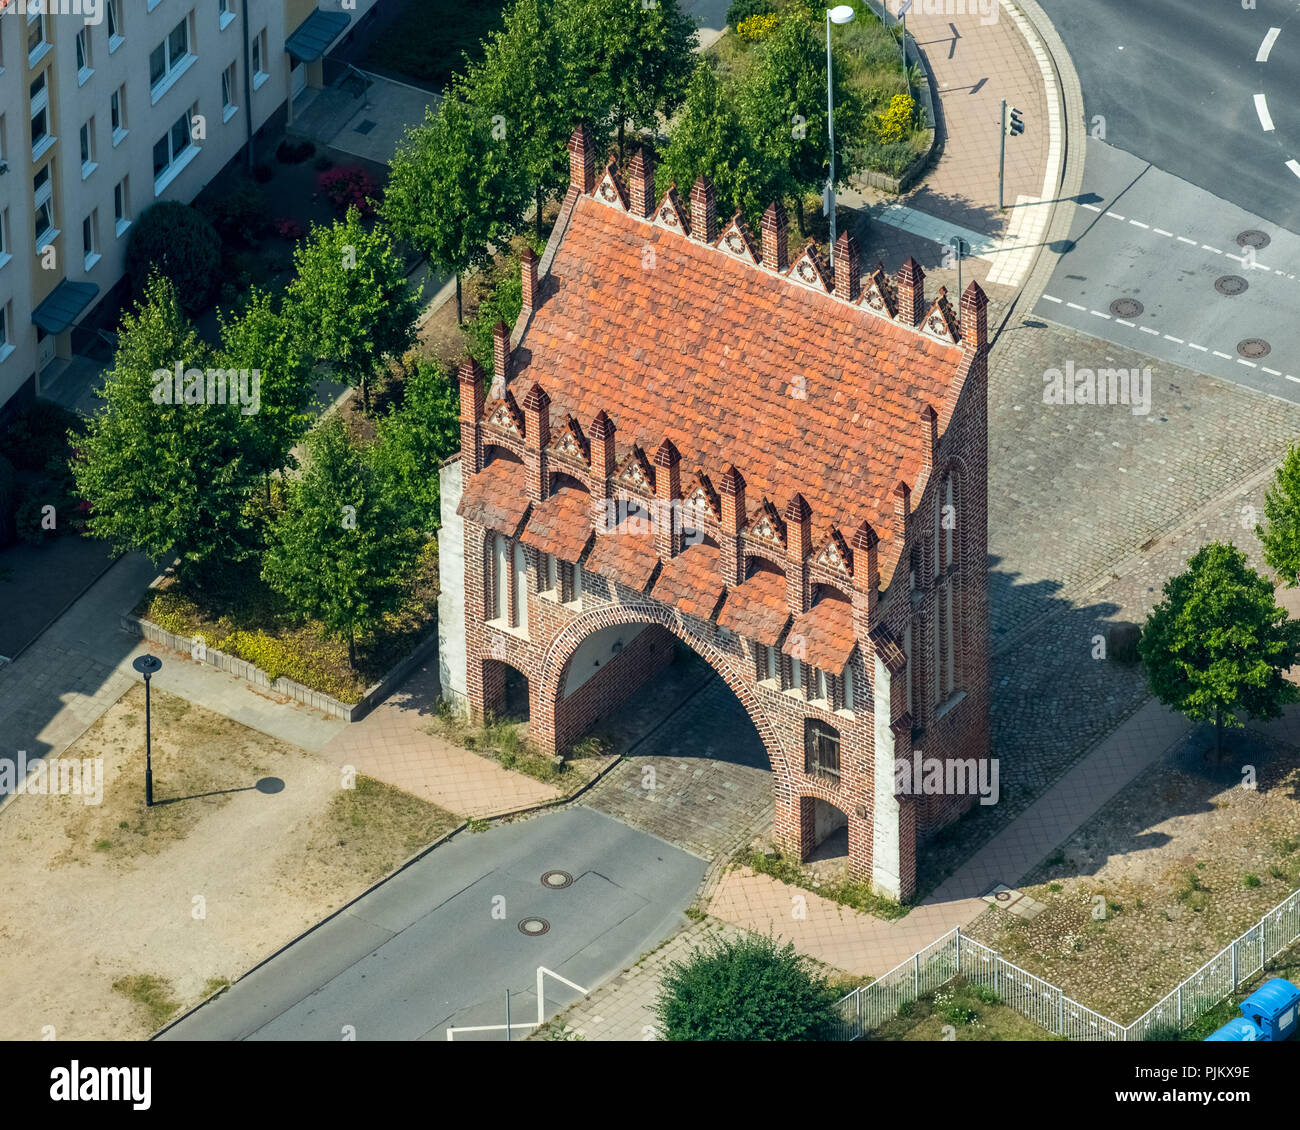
<box><xmin>0</xmin><ymin>0</ymin><xmax>381</xmax><ymax>417</ymax></box>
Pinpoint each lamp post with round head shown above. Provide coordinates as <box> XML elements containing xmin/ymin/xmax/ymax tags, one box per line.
<box><xmin>825</xmin><ymin>5</ymin><xmax>855</xmax><ymax>269</ymax></box>
<box><xmin>132</xmin><ymin>654</ymin><xmax>162</xmax><ymax>807</ymax></box>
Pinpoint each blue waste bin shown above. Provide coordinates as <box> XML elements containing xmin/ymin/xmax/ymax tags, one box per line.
<box><xmin>1205</xmin><ymin>1017</ymin><xmax>1264</xmax><ymax>1041</ymax></box>
<box><xmin>1239</xmin><ymin>978</ymin><xmax>1300</xmax><ymax>1042</ymax></box>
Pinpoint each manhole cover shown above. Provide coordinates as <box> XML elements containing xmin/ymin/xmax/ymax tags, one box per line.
<box><xmin>518</xmin><ymin>917</ymin><xmax>550</xmax><ymax>937</ymax></box>
<box><xmin>540</xmin><ymin>870</ymin><xmax>574</xmax><ymax>889</ymax></box>
<box><xmin>1215</xmin><ymin>275</ymin><xmax>1248</xmax><ymax>296</ymax></box>
<box><xmin>1109</xmin><ymin>297</ymin><xmax>1143</xmax><ymax>318</ymax></box>
<box><xmin>1237</xmin><ymin>339</ymin><xmax>1271</xmax><ymax>359</ymax></box>
<box><xmin>354</xmin><ymin>119</ymin><xmax>377</xmax><ymax>135</ymax></box>
<box><xmin>1236</xmin><ymin>229</ymin><xmax>1270</xmax><ymax>250</ymax></box>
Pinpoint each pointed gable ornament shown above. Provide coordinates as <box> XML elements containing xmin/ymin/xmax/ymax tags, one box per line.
<box><xmin>923</xmin><ymin>287</ymin><xmax>962</xmax><ymax>344</ymax></box>
<box><xmin>748</xmin><ymin>498</ymin><xmax>787</xmax><ymax>549</ymax></box>
<box><xmin>862</xmin><ymin>263</ymin><xmax>897</xmax><ymax>319</ymax></box>
<box><xmin>717</xmin><ymin>211</ymin><xmax>760</xmax><ymax>264</ymax></box>
<box><xmin>789</xmin><ymin>240</ymin><xmax>832</xmax><ymax>293</ymax></box>
<box><xmin>486</xmin><ymin>389</ymin><xmax>525</xmax><ymax>437</ymax></box>
<box><xmin>553</xmin><ymin>413</ymin><xmax>590</xmax><ymax>465</ymax></box>
<box><xmin>654</xmin><ymin>183</ymin><xmax>691</xmax><ymax>237</ymax></box>
<box><xmin>617</xmin><ymin>445</ymin><xmax>656</xmax><ymax>492</ymax></box>
<box><xmin>817</xmin><ymin>527</ymin><xmax>853</xmax><ymax>576</ymax></box>
<box><xmin>596</xmin><ymin>158</ymin><xmax>629</xmax><ymax>210</ymax></box>
<box><xmin>683</xmin><ymin>468</ymin><xmax>721</xmax><ymax>523</ymax></box>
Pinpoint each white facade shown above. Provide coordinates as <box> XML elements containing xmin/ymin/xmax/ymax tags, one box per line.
<box><xmin>0</xmin><ymin>0</ymin><xmax>380</xmax><ymax>414</ymax></box>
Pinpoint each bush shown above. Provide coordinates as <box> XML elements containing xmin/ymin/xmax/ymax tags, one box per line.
<box><xmin>727</xmin><ymin>0</ymin><xmax>771</xmax><ymax>27</ymax></box>
<box><xmin>2</xmin><ymin>401</ymin><xmax>80</xmax><ymax>471</ymax></box>
<box><xmin>125</xmin><ymin>202</ymin><xmax>222</xmax><ymax>312</ymax></box>
<box><xmin>736</xmin><ymin>12</ymin><xmax>779</xmax><ymax>40</ymax></box>
<box><xmin>851</xmin><ymin>138</ymin><xmax>920</xmax><ymax>177</ymax></box>
<box><xmin>276</xmin><ymin>137</ymin><xmax>316</xmax><ymax>164</ymax></box>
<box><xmin>273</xmin><ymin>217</ymin><xmax>305</xmax><ymax>241</ymax></box>
<box><xmin>876</xmin><ymin>93</ymin><xmax>917</xmax><ymax>142</ymax></box>
<box><xmin>654</xmin><ymin>933</ymin><xmax>839</xmax><ymax>1040</ymax></box>
<box><xmin>316</xmin><ymin>165</ymin><xmax>380</xmax><ymax>217</ymax></box>
<box><xmin>252</xmin><ymin>162</ymin><xmax>273</xmax><ymax>184</ymax></box>
<box><xmin>198</xmin><ymin>181</ymin><xmax>267</xmax><ymax>246</ymax></box>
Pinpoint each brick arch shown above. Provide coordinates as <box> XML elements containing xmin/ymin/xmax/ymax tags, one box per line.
<box><xmin>533</xmin><ymin>601</ymin><xmax>794</xmax><ymax>782</ymax></box>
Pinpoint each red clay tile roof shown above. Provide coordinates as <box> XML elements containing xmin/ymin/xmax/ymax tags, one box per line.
<box><xmin>651</xmin><ymin>544</ymin><xmax>726</xmax><ymax>621</ymax></box>
<box><xmin>512</xmin><ymin>193</ymin><xmax>966</xmax><ymax>573</ymax></box>
<box><xmin>457</xmin><ymin>458</ymin><xmax>529</xmax><ymax>535</ymax></box>
<box><xmin>716</xmin><ymin>569</ymin><xmax>791</xmax><ymax>647</ymax></box>
<box><xmin>585</xmin><ymin>527</ymin><xmax>660</xmax><ymax>593</ymax></box>
<box><xmin>784</xmin><ymin>596</ymin><xmax>857</xmax><ymax>672</ymax></box>
<box><xmin>519</xmin><ymin>487</ymin><xmax>594</xmax><ymax>562</ymax></box>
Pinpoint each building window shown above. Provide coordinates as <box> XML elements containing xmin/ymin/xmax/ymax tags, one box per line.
<box><xmin>942</xmin><ymin>475</ymin><xmax>955</xmax><ymax>570</ymax></box>
<box><xmin>222</xmin><ymin>63</ymin><xmax>238</xmax><ymax>121</ymax></box>
<box><xmin>82</xmin><ymin>210</ymin><xmax>100</xmax><ymax>271</ymax></box>
<box><xmin>841</xmin><ymin>661</ymin><xmax>854</xmax><ymax>714</ymax></box>
<box><xmin>491</xmin><ymin>535</ymin><xmax>509</xmax><ymax>621</ymax></box>
<box><xmin>28</xmin><ymin>12</ymin><xmax>50</xmax><ymax>67</ymax></box>
<box><xmin>790</xmin><ymin>655</ymin><xmax>804</xmax><ymax>696</ymax></box>
<box><xmin>805</xmin><ymin>719</ymin><xmax>841</xmax><ymax>780</ymax></box>
<box><xmin>79</xmin><ymin>120</ymin><xmax>97</xmax><ymax>179</ymax></box>
<box><xmin>150</xmin><ymin>17</ymin><xmax>194</xmax><ymax>102</ymax></box>
<box><xmin>75</xmin><ymin>27</ymin><xmax>93</xmax><ymax>83</ymax></box>
<box><xmin>758</xmin><ymin>643</ymin><xmax>778</xmax><ymax>683</ymax></box>
<box><xmin>814</xmin><ymin>667</ymin><xmax>828</xmax><ymax>704</ymax></box>
<box><xmin>251</xmin><ymin>29</ymin><xmax>269</xmax><ymax>89</ymax></box>
<box><xmin>0</xmin><ymin>207</ymin><xmax>10</xmax><ymax>267</ymax></box>
<box><xmin>153</xmin><ymin>108</ymin><xmax>198</xmax><ymax>193</ymax></box>
<box><xmin>942</xmin><ymin>585</ymin><xmax>955</xmax><ymax>698</ymax></box>
<box><xmin>219</xmin><ymin>0</ymin><xmax>236</xmax><ymax>29</ymax></box>
<box><xmin>511</xmin><ymin>541</ymin><xmax>527</xmax><ymax>630</ymax></box>
<box><xmin>904</xmin><ymin>622</ymin><xmax>914</xmax><ymax>717</ymax></box>
<box><xmin>111</xmin><ymin>87</ymin><xmax>128</xmax><ymax>145</ymax></box>
<box><xmin>33</xmin><ymin>164</ymin><xmax>55</xmax><ymax>247</ymax></box>
<box><xmin>540</xmin><ymin>553</ymin><xmax>559</xmax><ymax>597</ymax></box>
<box><xmin>114</xmin><ymin>178</ymin><xmax>131</xmax><ymax>237</ymax></box>
<box><xmin>107</xmin><ymin>0</ymin><xmax>124</xmax><ymax>49</ymax></box>
<box><xmin>0</xmin><ymin>301</ymin><xmax>13</xmax><ymax>363</ymax></box>
<box><xmin>30</xmin><ymin>71</ymin><xmax>53</xmax><ymax>159</ymax></box>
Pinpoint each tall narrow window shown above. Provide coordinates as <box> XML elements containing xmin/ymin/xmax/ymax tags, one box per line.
<box><xmin>492</xmin><ymin>535</ymin><xmax>509</xmax><ymax>621</ymax></box>
<box><xmin>791</xmin><ymin>656</ymin><xmax>803</xmax><ymax>695</ymax></box>
<box><xmin>943</xmin><ymin>475</ymin><xmax>955</xmax><ymax>569</ymax></box>
<box><xmin>904</xmin><ymin>622</ymin><xmax>914</xmax><ymax>716</ymax></box>
<box><xmin>943</xmin><ymin>585</ymin><xmax>955</xmax><ymax>697</ymax></box>
<box><xmin>511</xmin><ymin>542</ymin><xmax>527</xmax><ymax>630</ymax></box>
<box><xmin>842</xmin><ymin>662</ymin><xmax>854</xmax><ymax>713</ymax></box>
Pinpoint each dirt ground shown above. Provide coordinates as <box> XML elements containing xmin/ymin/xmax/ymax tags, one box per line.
<box><xmin>0</xmin><ymin>684</ymin><xmax>456</xmax><ymax>1040</ymax></box>
<box><xmin>966</xmin><ymin>730</ymin><xmax>1300</xmax><ymax>1023</ymax></box>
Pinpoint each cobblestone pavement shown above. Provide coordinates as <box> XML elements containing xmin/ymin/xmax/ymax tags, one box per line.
<box><xmin>581</xmin><ymin>653</ymin><xmax>774</xmax><ymax>861</ymax></box>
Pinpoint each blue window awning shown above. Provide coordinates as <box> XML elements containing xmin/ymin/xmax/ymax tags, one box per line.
<box><xmin>285</xmin><ymin>9</ymin><xmax>352</xmax><ymax>63</ymax></box>
<box><xmin>31</xmin><ymin>281</ymin><xmax>99</xmax><ymax>334</ymax></box>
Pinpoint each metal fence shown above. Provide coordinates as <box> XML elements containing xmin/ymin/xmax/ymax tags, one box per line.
<box><xmin>834</xmin><ymin>886</ymin><xmax>1300</xmax><ymax>1041</ymax></box>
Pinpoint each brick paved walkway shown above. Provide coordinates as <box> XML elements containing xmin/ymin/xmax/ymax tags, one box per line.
<box><xmin>316</xmin><ymin>661</ymin><xmax>563</xmax><ymax>818</ymax></box>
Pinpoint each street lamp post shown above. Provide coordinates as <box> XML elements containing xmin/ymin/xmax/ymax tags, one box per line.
<box><xmin>132</xmin><ymin>654</ymin><xmax>162</xmax><ymax>807</ymax></box>
<box><xmin>825</xmin><ymin>5</ymin><xmax>855</xmax><ymax>269</ymax></box>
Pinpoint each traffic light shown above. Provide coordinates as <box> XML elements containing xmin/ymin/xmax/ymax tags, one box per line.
<box><xmin>1004</xmin><ymin>105</ymin><xmax>1025</xmax><ymax>136</ymax></box>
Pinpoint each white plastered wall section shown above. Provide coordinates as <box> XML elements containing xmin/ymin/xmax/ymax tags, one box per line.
<box><xmin>872</xmin><ymin>651</ymin><xmax>902</xmax><ymax>899</ymax></box>
<box><xmin>437</xmin><ymin>457</ymin><xmax>468</xmax><ymax>716</ymax></box>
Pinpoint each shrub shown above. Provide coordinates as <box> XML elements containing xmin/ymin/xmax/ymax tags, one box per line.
<box><xmin>654</xmin><ymin>933</ymin><xmax>839</xmax><ymax>1040</ymax></box>
<box><xmin>276</xmin><ymin>137</ymin><xmax>316</xmax><ymax>164</ymax></box>
<box><xmin>198</xmin><ymin>181</ymin><xmax>267</xmax><ymax>246</ymax></box>
<box><xmin>252</xmin><ymin>162</ymin><xmax>273</xmax><ymax>184</ymax></box>
<box><xmin>851</xmin><ymin>138</ymin><xmax>920</xmax><ymax>178</ymax></box>
<box><xmin>273</xmin><ymin>217</ymin><xmax>305</xmax><ymax>241</ymax></box>
<box><xmin>125</xmin><ymin>202</ymin><xmax>222</xmax><ymax>312</ymax></box>
<box><xmin>727</xmin><ymin>0</ymin><xmax>771</xmax><ymax>27</ymax></box>
<box><xmin>736</xmin><ymin>12</ymin><xmax>779</xmax><ymax>40</ymax></box>
<box><xmin>876</xmin><ymin>93</ymin><xmax>917</xmax><ymax>142</ymax></box>
<box><xmin>317</xmin><ymin>165</ymin><xmax>380</xmax><ymax>217</ymax></box>
<box><xmin>2</xmin><ymin>401</ymin><xmax>80</xmax><ymax>471</ymax></box>
<box><xmin>1245</xmin><ymin>873</ymin><xmax>1262</xmax><ymax>888</ymax></box>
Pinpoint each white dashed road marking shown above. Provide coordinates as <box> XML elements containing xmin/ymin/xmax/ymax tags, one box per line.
<box><xmin>1257</xmin><ymin>26</ymin><xmax>1282</xmax><ymax>62</ymax></box>
<box><xmin>1255</xmin><ymin>93</ymin><xmax>1276</xmax><ymax>131</ymax></box>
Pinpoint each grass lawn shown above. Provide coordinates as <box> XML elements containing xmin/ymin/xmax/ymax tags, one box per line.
<box><xmin>0</xmin><ymin>685</ymin><xmax>457</xmax><ymax>1039</ymax></box>
<box><xmin>360</xmin><ymin>0</ymin><xmax>508</xmax><ymax>88</ymax></box>
<box><xmin>734</xmin><ymin>846</ymin><xmax>909</xmax><ymax>921</ymax></box>
<box><xmin>135</xmin><ymin>540</ymin><xmax>439</xmax><ymax>704</ymax></box>
<box><xmin>866</xmin><ymin>977</ymin><xmax>1061</xmax><ymax>1041</ymax></box>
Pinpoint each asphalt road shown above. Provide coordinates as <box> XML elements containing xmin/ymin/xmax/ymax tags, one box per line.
<box><xmin>1039</xmin><ymin>0</ymin><xmax>1300</xmax><ymax>232</ymax></box>
<box><xmin>159</xmin><ymin>806</ymin><xmax>705</xmax><ymax>1041</ymax></box>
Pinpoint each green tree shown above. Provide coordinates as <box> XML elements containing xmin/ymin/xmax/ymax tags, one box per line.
<box><xmin>654</xmin><ymin>933</ymin><xmax>839</xmax><ymax>1040</ymax></box>
<box><xmin>463</xmin><ymin>0</ymin><xmax>573</xmax><ymax>239</ymax></box>
<box><xmin>559</xmin><ymin>0</ymin><xmax>698</xmax><ymax>160</ymax></box>
<box><xmin>660</xmin><ymin>61</ymin><xmax>769</xmax><ymax>225</ymax></box>
<box><xmin>262</xmin><ymin>417</ymin><xmax>421</xmax><ymax>667</ymax></box>
<box><xmin>124</xmin><ymin>201</ymin><xmax>222</xmax><ymax>312</ymax></box>
<box><xmin>1139</xmin><ymin>541</ymin><xmax>1300</xmax><ymax>756</ymax></box>
<box><xmin>738</xmin><ymin>9</ymin><xmax>861</xmax><ymax>234</ymax></box>
<box><xmin>383</xmin><ymin>91</ymin><xmax>524</xmax><ymax>322</ymax></box>
<box><xmin>285</xmin><ymin>208</ymin><xmax>419</xmax><ymax>413</ymax></box>
<box><xmin>371</xmin><ymin>357</ymin><xmax>460</xmax><ymax>535</ymax></box>
<box><xmin>217</xmin><ymin>287</ymin><xmax>312</xmax><ymax>499</ymax></box>
<box><xmin>1257</xmin><ymin>442</ymin><xmax>1300</xmax><ymax>587</ymax></box>
<box><xmin>71</xmin><ymin>275</ymin><xmax>260</xmax><ymax>577</ymax></box>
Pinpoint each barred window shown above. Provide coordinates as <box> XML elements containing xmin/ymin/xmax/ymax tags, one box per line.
<box><xmin>805</xmin><ymin>719</ymin><xmax>841</xmax><ymax>779</ymax></box>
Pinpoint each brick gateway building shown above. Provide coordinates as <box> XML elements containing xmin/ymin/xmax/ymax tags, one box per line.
<box><xmin>437</xmin><ymin>127</ymin><xmax>990</xmax><ymax>900</ymax></box>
